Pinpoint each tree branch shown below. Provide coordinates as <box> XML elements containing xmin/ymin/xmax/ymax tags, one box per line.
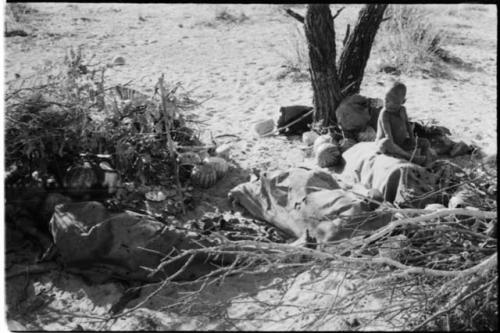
<box><xmin>284</xmin><ymin>8</ymin><xmax>304</xmax><ymax>24</ymax></box>
<box><xmin>360</xmin><ymin>208</ymin><xmax>497</xmax><ymax>247</ymax></box>
<box><xmin>412</xmin><ymin>276</ymin><xmax>498</xmax><ymax>330</ymax></box>
<box><xmin>343</xmin><ymin>24</ymin><xmax>350</xmax><ymax>46</ymax></box>
<box><xmin>337</xmin><ymin>4</ymin><xmax>388</xmax><ymax>96</ymax></box>
<box><xmin>332</xmin><ymin>6</ymin><xmax>345</xmax><ymax>20</ymax></box>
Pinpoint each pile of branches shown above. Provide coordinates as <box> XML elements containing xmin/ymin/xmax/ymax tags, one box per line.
<box><xmin>5</xmin><ymin>46</ymin><xmax>202</xmax><ymax>213</ymax></box>
<box><xmin>104</xmin><ymin>207</ymin><xmax>496</xmax><ymax>331</ymax></box>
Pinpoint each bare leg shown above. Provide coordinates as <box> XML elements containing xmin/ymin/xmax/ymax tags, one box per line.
<box><xmin>377</xmin><ymin>138</ymin><xmax>426</xmax><ymax>165</ymax></box>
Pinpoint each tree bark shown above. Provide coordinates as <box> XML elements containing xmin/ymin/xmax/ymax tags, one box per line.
<box><xmin>337</xmin><ymin>4</ymin><xmax>388</xmax><ymax>96</ymax></box>
<box><xmin>304</xmin><ymin>4</ymin><xmax>343</xmax><ymax>127</ymax></box>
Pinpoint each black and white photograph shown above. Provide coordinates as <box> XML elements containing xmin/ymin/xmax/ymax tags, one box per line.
<box><xmin>3</xmin><ymin>3</ymin><xmax>497</xmax><ymax>331</ymax></box>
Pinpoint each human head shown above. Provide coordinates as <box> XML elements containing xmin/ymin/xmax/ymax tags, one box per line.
<box><xmin>385</xmin><ymin>82</ymin><xmax>407</xmax><ymax>109</ymax></box>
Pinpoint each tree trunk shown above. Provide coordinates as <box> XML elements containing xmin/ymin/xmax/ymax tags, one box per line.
<box><xmin>304</xmin><ymin>4</ymin><xmax>343</xmax><ymax>127</ymax></box>
<box><xmin>337</xmin><ymin>4</ymin><xmax>388</xmax><ymax>96</ymax></box>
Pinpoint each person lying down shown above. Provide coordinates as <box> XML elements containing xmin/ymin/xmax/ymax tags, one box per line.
<box><xmin>375</xmin><ymin>82</ymin><xmax>436</xmax><ymax>166</ymax></box>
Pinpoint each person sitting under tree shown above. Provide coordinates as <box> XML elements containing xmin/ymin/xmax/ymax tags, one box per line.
<box><xmin>375</xmin><ymin>82</ymin><xmax>436</xmax><ymax>166</ymax></box>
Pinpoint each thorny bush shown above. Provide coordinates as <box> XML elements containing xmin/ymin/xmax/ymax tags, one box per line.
<box><xmin>5</xmin><ymin>46</ymin><xmax>200</xmax><ymax>192</ymax></box>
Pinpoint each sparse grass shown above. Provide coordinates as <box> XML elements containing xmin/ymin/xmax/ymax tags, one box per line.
<box><xmin>5</xmin><ymin>2</ymin><xmax>38</xmax><ymax>34</ymax></box>
<box><xmin>467</xmin><ymin>5</ymin><xmax>490</xmax><ymax>12</ymax></box>
<box><xmin>194</xmin><ymin>6</ymin><xmax>250</xmax><ymax>28</ymax></box>
<box><xmin>274</xmin><ymin>24</ymin><xmax>310</xmax><ymax>82</ymax></box>
<box><xmin>375</xmin><ymin>5</ymin><xmax>449</xmax><ymax>77</ymax></box>
<box><xmin>7</xmin><ymin>2</ymin><xmax>37</xmax><ymax>22</ymax></box>
<box><xmin>214</xmin><ymin>6</ymin><xmax>249</xmax><ymax>24</ymax></box>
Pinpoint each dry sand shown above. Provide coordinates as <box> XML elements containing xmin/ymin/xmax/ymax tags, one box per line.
<box><xmin>4</xmin><ymin>4</ymin><xmax>497</xmax><ymax>331</ymax></box>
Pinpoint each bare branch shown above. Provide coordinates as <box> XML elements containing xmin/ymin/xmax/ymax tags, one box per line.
<box><xmin>332</xmin><ymin>6</ymin><xmax>346</xmax><ymax>20</ymax></box>
<box><xmin>6</xmin><ymin>262</ymin><xmax>59</xmax><ymax>279</ymax></box>
<box><xmin>412</xmin><ymin>276</ymin><xmax>498</xmax><ymax>330</ymax></box>
<box><xmin>261</xmin><ymin>108</ymin><xmax>314</xmax><ymax>137</ymax></box>
<box><xmin>109</xmin><ymin>254</ymin><xmax>196</xmax><ymax>318</ymax></box>
<box><xmin>343</xmin><ymin>24</ymin><xmax>350</xmax><ymax>46</ymax></box>
<box><xmin>284</xmin><ymin>8</ymin><xmax>304</xmax><ymax>24</ymax></box>
<box><xmin>157</xmin><ymin>74</ymin><xmax>186</xmax><ymax>214</ymax></box>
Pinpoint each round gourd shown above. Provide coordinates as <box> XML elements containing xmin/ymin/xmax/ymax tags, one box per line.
<box><xmin>302</xmin><ymin>131</ymin><xmax>319</xmax><ymax>146</ymax></box>
<box><xmin>357</xmin><ymin>126</ymin><xmax>376</xmax><ymax>142</ymax></box>
<box><xmin>178</xmin><ymin>152</ymin><xmax>202</xmax><ymax>166</ymax></box>
<box><xmin>64</xmin><ymin>162</ymin><xmax>98</xmax><ymax>197</ymax></box>
<box><xmin>253</xmin><ymin>119</ymin><xmax>275</xmax><ymax>137</ymax></box>
<box><xmin>339</xmin><ymin>138</ymin><xmax>357</xmax><ymax>153</ymax></box>
<box><xmin>204</xmin><ymin>156</ymin><xmax>229</xmax><ymax>179</ymax></box>
<box><xmin>316</xmin><ymin>143</ymin><xmax>341</xmax><ymax>168</ymax></box>
<box><xmin>313</xmin><ymin>134</ymin><xmax>333</xmax><ymax>155</ymax></box>
<box><xmin>191</xmin><ymin>163</ymin><xmax>218</xmax><ymax>188</ymax></box>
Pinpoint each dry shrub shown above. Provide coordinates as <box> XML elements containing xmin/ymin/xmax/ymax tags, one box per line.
<box><xmin>5</xmin><ymin>47</ymin><xmax>107</xmax><ymax>187</ymax></box>
<box><xmin>214</xmin><ymin>6</ymin><xmax>249</xmax><ymax>24</ymax></box>
<box><xmin>375</xmin><ymin>5</ymin><xmax>448</xmax><ymax>76</ymax></box>
<box><xmin>110</xmin><ymin>207</ymin><xmax>496</xmax><ymax>330</ymax></box>
<box><xmin>194</xmin><ymin>6</ymin><xmax>249</xmax><ymax>29</ymax></box>
<box><xmin>5</xmin><ymin>46</ymin><xmax>200</xmax><ymax>194</ymax></box>
<box><xmin>7</xmin><ymin>2</ymin><xmax>37</xmax><ymax>22</ymax></box>
<box><xmin>275</xmin><ymin>24</ymin><xmax>310</xmax><ymax>81</ymax></box>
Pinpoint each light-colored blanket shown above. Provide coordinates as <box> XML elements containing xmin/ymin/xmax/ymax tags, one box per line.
<box><xmin>341</xmin><ymin>142</ymin><xmax>438</xmax><ymax>207</ymax></box>
<box><xmin>229</xmin><ymin>168</ymin><xmax>392</xmax><ymax>242</ymax></box>
<box><xmin>229</xmin><ymin>143</ymin><xmax>440</xmax><ymax>242</ymax></box>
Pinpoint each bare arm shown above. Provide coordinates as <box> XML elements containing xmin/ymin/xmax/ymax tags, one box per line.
<box><xmin>379</xmin><ymin>110</ymin><xmax>394</xmax><ymax>141</ymax></box>
<box><xmin>401</xmin><ymin>107</ymin><xmax>416</xmax><ymax>143</ymax></box>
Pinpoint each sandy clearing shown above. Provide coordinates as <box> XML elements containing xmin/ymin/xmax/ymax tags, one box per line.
<box><xmin>4</xmin><ymin>3</ymin><xmax>497</xmax><ymax>331</ymax></box>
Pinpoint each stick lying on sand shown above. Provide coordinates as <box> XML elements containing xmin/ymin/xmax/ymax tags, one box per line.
<box><xmin>261</xmin><ymin>108</ymin><xmax>315</xmax><ymax>137</ymax></box>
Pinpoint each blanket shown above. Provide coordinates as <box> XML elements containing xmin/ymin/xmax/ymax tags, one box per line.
<box><xmin>341</xmin><ymin>142</ymin><xmax>439</xmax><ymax>207</ymax></box>
<box><xmin>228</xmin><ymin>144</ymin><xmax>440</xmax><ymax>242</ymax></box>
<box><xmin>229</xmin><ymin>168</ymin><xmax>393</xmax><ymax>243</ymax></box>
<box><xmin>50</xmin><ymin>202</ymin><xmax>230</xmax><ymax>282</ymax></box>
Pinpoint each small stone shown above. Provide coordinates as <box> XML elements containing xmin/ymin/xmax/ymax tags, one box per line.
<box><xmin>112</xmin><ymin>55</ymin><xmax>126</xmax><ymax>66</ymax></box>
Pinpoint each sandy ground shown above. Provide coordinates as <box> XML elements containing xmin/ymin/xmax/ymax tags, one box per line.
<box><xmin>4</xmin><ymin>4</ymin><xmax>497</xmax><ymax>331</ymax></box>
